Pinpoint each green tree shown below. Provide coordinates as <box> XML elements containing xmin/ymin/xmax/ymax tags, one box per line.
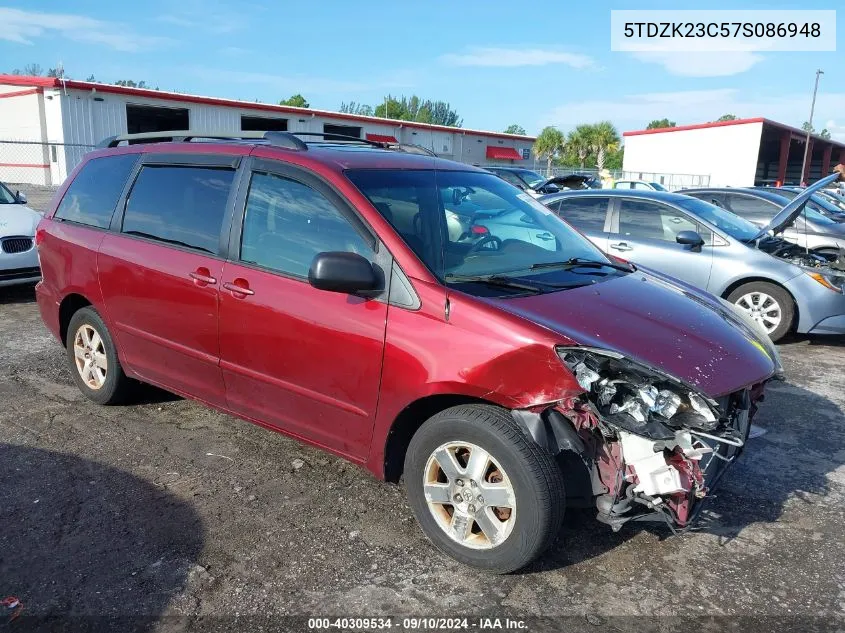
<box><xmin>280</xmin><ymin>94</ymin><xmax>309</xmax><ymax>108</ymax></box>
<box><xmin>605</xmin><ymin>146</ymin><xmax>624</xmax><ymax>170</ymax></box>
<box><xmin>567</xmin><ymin>124</ymin><xmax>594</xmax><ymax>169</ymax></box>
<box><xmin>86</xmin><ymin>74</ymin><xmax>97</xmax><ymax>82</ymax></box>
<box><xmin>803</xmin><ymin>122</ymin><xmax>832</xmax><ymax>139</ymax></box>
<box><xmin>339</xmin><ymin>101</ymin><xmax>374</xmax><ymax>116</ymax></box>
<box><xmin>533</xmin><ymin>126</ymin><xmax>565</xmax><ymax>172</ymax></box>
<box><xmin>588</xmin><ymin>121</ymin><xmax>620</xmax><ymax>172</ymax></box>
<box><xmin>373</xmin><ymin>95</ymin><xmax>462</xmax><ymax>127</ymax></box>
<box><xmin>504</xmin><ymin>124</ymin><xmax>526</xmax><ymax>135</ymax></box>
<box><xmin>646</xmin><ymin>118</ymin><xmax>675</xmax><ymax>129</ymax></box>
<box><xmin>820</xmin><ymin>129</ymin><xmax>831</xmax><ymax>140</ymax></box>
<box><xmin>24</xmin><ymin>63</ymin><xmax>43</xmax><ymax>76</ymax></box>
<box><xmin>115</xmin><ymin>80</ymin><xmax>148</xmax><ymax>88</ymax></box>
<box><xmin>716</xmin><ymin>114</ymin><xmax>739</xmax><ymax>122</ymax></box>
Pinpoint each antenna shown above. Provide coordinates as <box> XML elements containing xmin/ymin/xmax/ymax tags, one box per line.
<box><xmin>58</xmin><ymin>61</ymin><xmax>68</xmax><ymax>96</ymax></box>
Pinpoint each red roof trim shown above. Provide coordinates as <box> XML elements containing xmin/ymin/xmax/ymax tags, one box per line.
<box><xmin>365</xmin><ymin>133</ymin><xmax>398</xmax><ymax>143</ymax></box>
<box><xmin>486</xmin><ymin>146</ymin><xmax>523</xmax><ymax>160</ymax></box>
<box><xmin>0</xmin><ymin>75</ymin><xmax>537</xmax><ymax>142</ymax></box>
<box><xmin>0</xmin><ymin>162</ymin><xmax>49</xmax><ymax>169</ymax></box>
<box><xmin>0</xmin><ymin>87</ymin><xmax>41</xmax><ymax>99</ymax></box>
<box><xmin>623</xmin><ymin>118</ymin><xmax>766</xmax><ymax>136</ymax></box>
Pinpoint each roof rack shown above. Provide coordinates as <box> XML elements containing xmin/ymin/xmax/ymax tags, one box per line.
<box><xmin>97</xmin><ymin>130</ymin><xmax>307</xmax><ymax>151</ymax></box>
<box><xmin>96</xmin><ymin>130</ymin><xmax>438</xmax><ymax>157</ymax></box>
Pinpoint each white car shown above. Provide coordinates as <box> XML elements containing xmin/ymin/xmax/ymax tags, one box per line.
<box><xmin>0</xmin><ymin>182</ymin><xmax>41</xmax><ymax>287</ymax></box>
<box><xmin>613</xmin><ymin>180</ymin><xmax>668</xmax><ymax>191</ymax></box>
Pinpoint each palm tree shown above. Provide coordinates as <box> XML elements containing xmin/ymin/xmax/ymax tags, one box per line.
<box><xmin>589</xmin><ymin>121</ymin><xmax>620</xmax><ymax>172</ymax></box>
<box><xmin>567</xmin><ymin>125</ymin><xmax>593</xmax><ymax>169</ymax></box>
<box><xmin>533</xmin><ymin>126</ymin><xmax>565</xmax><ymax>173</ymax></box>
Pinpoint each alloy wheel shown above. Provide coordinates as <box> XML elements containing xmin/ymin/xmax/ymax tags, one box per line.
<box><xmin>422</xmin><ymin>441</ymin><xmax>516</xmax><ymax>550</ymax></box>
<box><xmin>73</xmin><ymin>324</ymin><xmax>108</xmax><ymax>390</ymax></box>
<box><xmin>735</xmin><ymin>291</ymin><xmax>782</xmax><ymax>334</ymax></box>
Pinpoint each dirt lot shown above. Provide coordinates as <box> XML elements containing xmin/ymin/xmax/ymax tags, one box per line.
<box><xmin>1</xmin><ymin>283</ymin><xmax>844</xmax><ymax>632</ymax></box>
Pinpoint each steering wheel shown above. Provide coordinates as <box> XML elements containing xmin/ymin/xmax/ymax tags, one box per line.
<box><xmin>468</xmin><ymin>235</ymin><xmax>503</xmax><ymax>253</ymax></box>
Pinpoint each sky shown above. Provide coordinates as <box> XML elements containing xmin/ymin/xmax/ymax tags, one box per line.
<box><xmin>1</xmin><ymin>1</ymin><xmax>843</xmax><ymax>140</ymax></box>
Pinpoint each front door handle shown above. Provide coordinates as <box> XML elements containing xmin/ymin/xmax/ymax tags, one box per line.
<box><xmin>535</xmin><ymin>233</ymin><xmax>555</xmax><ymax>241</ymax></box>
<box><xmin>189</xmin><ymin>268</ymin><xmax>217</xmax><ymax>285</ymax></box>
<box><xmin>223</xmin><ymin>279</ymin><xmax>255</xmax><ymax>297</ymax></box>
<box><xmin>610</xmin><ymin>242</ymin><xmax>633</xmax><ymax>252</ymax></box>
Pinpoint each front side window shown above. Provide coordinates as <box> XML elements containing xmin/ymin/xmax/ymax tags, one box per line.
<box><xmin>55</xmin><ymin>154</ymin><xmax>138</xmax><ymax>228</ymax></box>
<box><xmin>240</xmin><ymin>171</ymin><xmax>373</xmax><ymax>278</ymax></box>
<box><xmin>346</xmin><ymin>169</ymin><xmax>626</xmax><ymax>295</ymax></box>
<box><xmin>618</xmin><ymin>199</ymin><xmax>708</xmax><ymax>243</ymax></box>
<box><xmin>122</xmin><ymin>165</ymin><xmax>234</xmax><ymax>253</ymax></box>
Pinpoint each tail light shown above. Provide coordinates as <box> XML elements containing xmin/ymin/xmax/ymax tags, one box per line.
<box><xmin>470</xmin><ymin>225</ymin><xmax>489</xmax><ymax>235</ymax></box>
<box><xmin>34</xmin><ymin>227</ymin><xmax>46</xmax><ymax>247</ymax></box>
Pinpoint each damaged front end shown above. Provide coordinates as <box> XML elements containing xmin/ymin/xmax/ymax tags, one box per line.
<box><xmin>516</xmin><ymin>346</ymin><xmax>766</xmax><ymax>533</ymax></box>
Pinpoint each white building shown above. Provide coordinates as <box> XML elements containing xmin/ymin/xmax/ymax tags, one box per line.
<box><xmin>622</xmin><ymin>118</ymin><xmax>845</xmax><ymax>189</ymax></box>
<box><xmin>0</xmin><ymin>75</ymin><xmax>535</xmax><ymax>185</ymax></box>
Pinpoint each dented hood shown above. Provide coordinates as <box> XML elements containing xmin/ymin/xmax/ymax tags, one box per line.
<box><xmin>755</xmin><ymin>171</ymin><xmax>844</xmax><ymax>239</ymax></box>
<box><xmin>487</xmin><ymin>270</ymin><xmax>777</xmax><ymax>397</ymax></box>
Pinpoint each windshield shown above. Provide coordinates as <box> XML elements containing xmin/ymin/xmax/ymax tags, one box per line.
<box><xmin>346</xmin><ymin>169</ymin><xmax>625</xmax><ymax>294</ymax></box>
<box><xmin>0</xmin><ymin>183</ymin><xmax>16</xmax><ymax>204</ymax></box>
<box><xmin>674</xmin><ymin>195</ymin><xmax>760</xmax><ymax>241</ymax></box>
<box><xmin>513</xmin><ymin>169</ymin><xmax>546</xmax><ymax>188</ymax></box>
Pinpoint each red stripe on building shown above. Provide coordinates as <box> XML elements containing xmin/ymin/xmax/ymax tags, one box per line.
<box><xmin>0</xmin><ymin>163</ymin><xmax>50</xmax><ymax>169</ymax></box>
<box><xmin>365</xmin><ymin>134</ymin><xmax>399</xmax><ymax>143</ymax></box>
<box><xmin>623</xmin><ymin>118</ymin><xmax>766</xmax><ymax>137</ymax></box>
<box><xmin>0</xmin><ymin>88</ymin><xmax>40</xmax><ymax>99</ymax></box>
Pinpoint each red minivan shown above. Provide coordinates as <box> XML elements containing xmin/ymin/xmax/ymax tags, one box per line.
<box><xmin>36</xmin><ymin>131</ymin><xmax>780</xmax><ymax>572</ymax></box>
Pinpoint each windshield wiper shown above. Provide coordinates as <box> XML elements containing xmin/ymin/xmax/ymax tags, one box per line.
<box><xmin>445</xmin><ymin>274</ymin><xmax>547</xmax><ymax>293</ymax></box>
<box><xmin>530</xmin><ymin>257</ymin><xmax>634</xmax><ymax>272</ymax></box>
<box><xmin>124</xmin><ymin>231</ymin><xmax>214</xmax><ymax>254</ymax></box>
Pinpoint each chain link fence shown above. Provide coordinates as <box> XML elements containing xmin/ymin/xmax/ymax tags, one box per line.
<box><xmin>0</xmin><ymin>140</ymin><xmax>95</xmax><ymax>188</ymax></box>
<box><xmin>534</xmin><ymin>167</ymin><xmax>710</xmax><ymax>191</ymax></box>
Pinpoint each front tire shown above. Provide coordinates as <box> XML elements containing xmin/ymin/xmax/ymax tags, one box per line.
<box><xmin>727</xmin><ymin>281</ymin><xmax>794</xmax><ymax>342</ymax></box>
<box><xmin>404</xmin><ymin>405</ymin><xmax>565</xmax><ymax>573</ymax></box>
<box><xmin>66</xmin><ymin>307</ymin><xmax>132</xmax><ymax>405</ymax></box>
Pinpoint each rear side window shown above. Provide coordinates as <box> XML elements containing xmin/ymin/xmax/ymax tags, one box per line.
<box><xmin>122</xmin><ymin>165</ymin><xmax>235</xmax><ymax>254</ymax></box>
<box><xmin>55</xmin><ymin>154</ymin><xmax>138</xmax><ymax>228</ymax></box>
<box><xmin>556</xmin><ymin>197</ymin><xmax>609</xmax><ymax>232</ymax></box>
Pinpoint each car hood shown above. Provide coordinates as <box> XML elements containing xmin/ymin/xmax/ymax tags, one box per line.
<box><xmin>756</xmin><ymin>172</ymin><xmax>844</xmax><ymax>239</ymax></box>
<box><xmin>486</xmin><ymin>270</ymin><xmax>778</xmax><ymax>397</ymax></box>
<box><xmin>0</xmin><ymin>205</ymin><xmax>41</xmax><ymax>237</ymax></box>
<box><xmin>535</xmin><ymin>175</ymin><xmax>591</xmax><ymax>191</ymax></box>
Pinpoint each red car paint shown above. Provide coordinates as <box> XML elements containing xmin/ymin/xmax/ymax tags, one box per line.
<box><xmin>35</xmin><ymin>140</ymin><xmax>776</xmax><ymax>484</ymax></box>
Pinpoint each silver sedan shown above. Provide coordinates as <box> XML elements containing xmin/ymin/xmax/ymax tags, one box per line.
<box><xmin>0</xmin><ymin>182</ymin><xmax>41</xmax><ymax>287</ymax></box>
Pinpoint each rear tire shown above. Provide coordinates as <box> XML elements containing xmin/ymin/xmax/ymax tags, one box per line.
<box><xmin>66</xmin><ymin>307</ymin><xmax>132</xmax><ymax>405</ymax></box>
<box><xmin>727</xmin><ymin>281</ymin><xmax>794</xmax><ymax>342</ymax></box>
<box><xmin>404</xmin><ymin>404</ymin><xmax>565</xmax><ymax>573</ymax></box>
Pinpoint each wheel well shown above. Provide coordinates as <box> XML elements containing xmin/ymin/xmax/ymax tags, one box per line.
<box><xmin>720</xmin><ymin>277</ymin><xmax>799</xmax><ymax>329</ymax></box>
<box><xmin>58</xmin><ymin>293</ymin><xmax>92</xmax><ymax>346</ymax></box>
<box><xmin>383</xmin><ymin>394</ymin><xmax>492</xmax><ymax>483</ymax></box>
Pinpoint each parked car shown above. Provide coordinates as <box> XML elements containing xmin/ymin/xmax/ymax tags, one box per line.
<box><xmin>613</xmin><ymin>180</ymin><xmax>668</xmax><ymax>192</ymax></box>
<box><xmin>0</xmin><ymin>181</ymin><xmax>41</xmax><ymax>287</ymax></box>
<box><xmin>487</xmin><ymin>166</ymin><xmax>598</xmax><ymax>197</ymax></box>
<box><xmin>36</xmin><ymin>130</ymin><xmax>783</xmax><ymax>573</ymax></box>
<box><xmin>682</xmin><ymin>187</ymin><xmax>845</xmax><ymax>259</ymax></box>
<box><xmin>540</xmin><ymin>186</ymin><xmax>845</xmax><ymax>341</ymax></box>
<box><xmin>755</xmin><ymin>187</ymin><xmax>845</xmax><ymax>220</ymax></box>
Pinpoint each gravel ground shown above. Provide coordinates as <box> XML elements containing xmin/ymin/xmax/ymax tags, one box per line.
<box><xmin>1</xmin><ymin>284</ymin><xmax>844</xmax><ymax>632</ymax></box>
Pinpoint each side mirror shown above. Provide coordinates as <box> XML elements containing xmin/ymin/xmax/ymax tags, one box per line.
<box><xmin>308</xmin><ymin>252</ymin><xmax>381</xmax><ymax>295</ymax></box>
<box><xmin>676</xmin><ymin>230</ymin><xmax>705</xmax><ymax>249</ymax></box>
<box><xmin>15</xmin><ymin>191</ymin><xmax>27</xmax><ymax>204</ymax></box>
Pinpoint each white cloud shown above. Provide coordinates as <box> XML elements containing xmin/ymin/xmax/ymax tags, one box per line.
<box><xmin>440</xmin><ymin>47</ymin><xmax>596</xmax><ymax>69</ymax></box>
<box><xmin>0</xmin><ymin>7</ymin><xmax>170</xmax><ymax>52</ymax></box>
<box><xmin>158</xmin><ymin>1</ymin><xmax>248</xmax><ymax>34</ymax></box>
<box><xmin>187</xmin><ymin>67</ymin><xmax>413</xmax><ymax>96</ymax></box>
<box><xmin>542</xmin><ymin>89</ymin><xmax>845</xmax><ymax>138</ymax></box>
<box><xmin>631</xmin><ymin>51</ymin><xmax>765</xmax><ymax>77</ymax></box>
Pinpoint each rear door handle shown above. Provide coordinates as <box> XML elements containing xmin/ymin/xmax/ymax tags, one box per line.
<box><xmin>223</xmin><ymin>280</ymin><xmax>255</xmax><ymax>297</ymax></box>
<box><xmin>189</xmin><ymin>269</ymin><xmax>217</xmax><ymax>285</ymax></box>
<box><xmin>610</xmin><ymin>242</ymin><xmax>633</xmax><ymax>252</ymax></box>
<box><xmin>535</xmin><ymin>233</ymin><xmax>555</xmax><ymax>241</ymax></box>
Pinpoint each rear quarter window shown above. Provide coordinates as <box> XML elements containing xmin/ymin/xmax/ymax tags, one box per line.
<box><xmin>55</xmin><ymin>154</ymin><xmax>138</xmax><ymax>228</ymax></box>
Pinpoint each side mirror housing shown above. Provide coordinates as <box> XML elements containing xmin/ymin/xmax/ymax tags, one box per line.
<box><xmin>308</xmin><ymin>252</ymin><xmax>381</xmax><ymax>295</ymax></box>
<box><xmin>676</xmin><ymin>230</ymin><xmax>705</xmax><ymax>250</ymax></box>
<box><xmin>15</xmin><ymin>191</ymin><xmax>27</xmax><ymax>204</ymax></box>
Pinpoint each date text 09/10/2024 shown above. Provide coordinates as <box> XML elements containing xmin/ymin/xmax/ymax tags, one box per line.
<box><xmin>307</xmin><ymin>617</ymin><xmax>528</xmax><ymax>630</ymax></box>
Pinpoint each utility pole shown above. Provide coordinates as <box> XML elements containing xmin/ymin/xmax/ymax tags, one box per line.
<box><xmin>800</xmin><ymin>69</ymin><xmax>823</xmax><ymax>185</ymax></box>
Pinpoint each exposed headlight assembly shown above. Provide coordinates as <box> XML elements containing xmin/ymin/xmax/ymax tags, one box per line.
<box><xmin>557</xmin><ymin>346</ymin><xmax>722</xmax><ymax>439</ymax></box>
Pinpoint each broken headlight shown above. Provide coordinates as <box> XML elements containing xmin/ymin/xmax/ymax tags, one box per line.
<box><xmin>557</xmin><ymin>346</ymin><xmax>721</xmax><ymax>439</ymax></box>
